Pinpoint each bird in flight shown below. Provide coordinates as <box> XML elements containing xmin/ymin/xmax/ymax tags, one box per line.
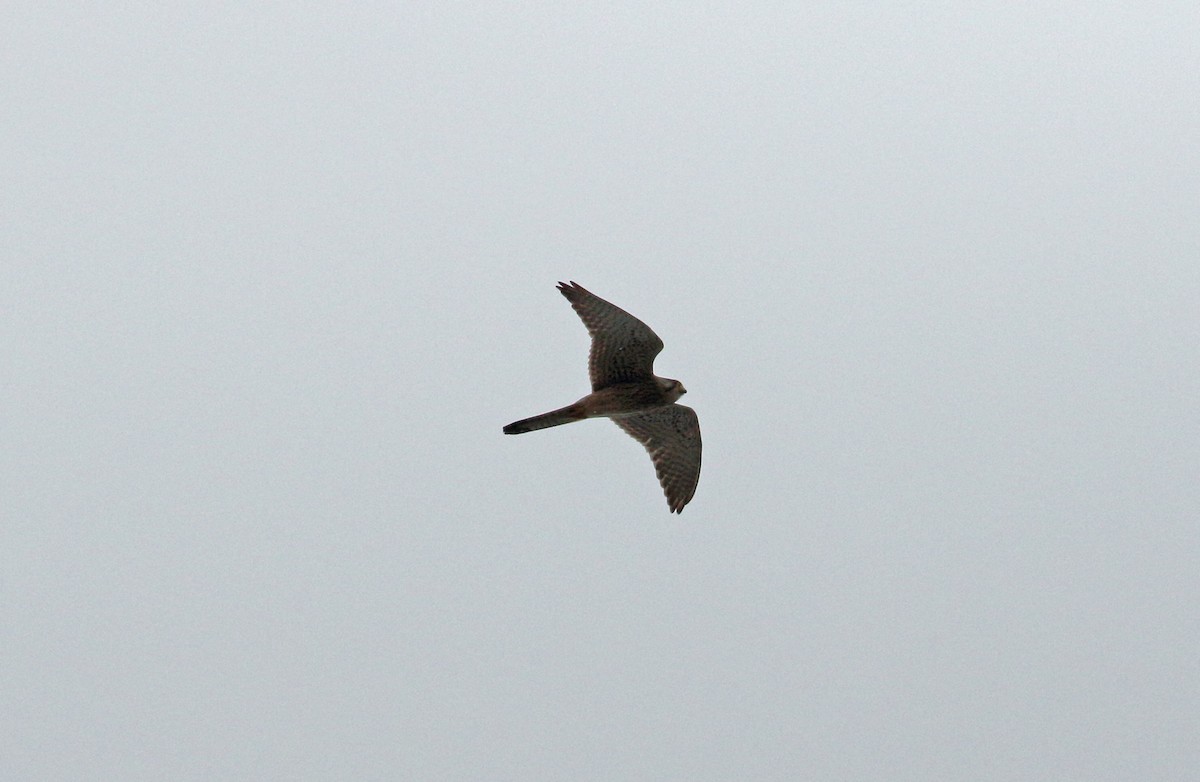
<box><xmin>503</xmin><ymin>281</ymin><xmax>702</xmax><ymax>513</ymax></box>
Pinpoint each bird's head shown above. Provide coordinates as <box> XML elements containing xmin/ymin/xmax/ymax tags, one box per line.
<box><xmin>658</xmin><ymin>377</ymin><xmax>687</xmax><ymax>402</ymax></box>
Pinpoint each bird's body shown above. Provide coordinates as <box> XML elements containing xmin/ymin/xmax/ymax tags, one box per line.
<box><xmin>503</xmin><ymin>379</ymin><xmax>681</xmax><ymax>434</ymax></box>
<box><xmin>503</xmin><ymin>282</ymin><xmax>702</xmax><ymax>513</ymax></box>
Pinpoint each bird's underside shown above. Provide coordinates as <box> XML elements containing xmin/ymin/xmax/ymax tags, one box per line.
<box><xmin>503</xmin><ymin>282</ymin><xmax>702</xmax><ymax>514</ymax></box>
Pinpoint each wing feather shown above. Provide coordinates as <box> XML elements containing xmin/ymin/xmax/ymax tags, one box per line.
<box><xmin>613</xmin><ymin>405</ymin><xmax>702</xmax><ymax>513</ymax></box>
<box><xmin>557</xmin><ymin>281</ymin><xmax>664</xmax><ymax>390</ymax></box>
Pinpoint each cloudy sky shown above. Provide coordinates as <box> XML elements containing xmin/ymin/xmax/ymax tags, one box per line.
<box><xmin>4</xmin><ymin>4</ymin><xmax>1198</xmax><ymax>779</ymax></box>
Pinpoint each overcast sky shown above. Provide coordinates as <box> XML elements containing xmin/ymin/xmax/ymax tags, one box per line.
<box><xmin>4</xmin><ymin>4</ymin><xmax>1198</xmax><ymax>780</ymax></box>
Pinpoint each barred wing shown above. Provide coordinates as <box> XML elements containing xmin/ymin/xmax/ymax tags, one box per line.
<box><xmin>558</xmin><ymin>281</ymin><xmax>664</xmax><ymax>390</ymax></box>
<box><xmin>613</xmin><ymin>405</ymin><xmax>702</xmax><ymax>514</ymax></box>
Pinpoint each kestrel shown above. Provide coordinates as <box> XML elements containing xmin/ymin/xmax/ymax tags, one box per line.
<box><xmin>503</xmin><ymin>281</ymin><xmax>702</xmax><ymax>513</ymax></box>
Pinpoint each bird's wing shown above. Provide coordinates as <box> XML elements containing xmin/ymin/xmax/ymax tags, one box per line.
<box><xmin>613</xmin><ymin>405</ymin><xmax>702</xmax><ymax>513</ymax></box>
<box><xmin>558</xmin><ymin>281</ymin><xmax>664</xmax><ymax>390</ymax></box>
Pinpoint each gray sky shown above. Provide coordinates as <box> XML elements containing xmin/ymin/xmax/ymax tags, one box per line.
<box><xmin>4</xmin><ymin>4</ymin><xmax>1198</xmax><ymax>780</ymax></box>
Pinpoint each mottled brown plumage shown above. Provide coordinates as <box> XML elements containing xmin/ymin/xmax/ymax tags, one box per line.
<box><xmin>503</xmin><ymin>282</ymin><xmax>702</xmax><ymax>513</ymax></box>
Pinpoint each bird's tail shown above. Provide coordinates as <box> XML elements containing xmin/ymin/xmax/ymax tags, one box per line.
<box><xmin>503</xmin><ymin>403</ymin><xmax>587</xmax><ymax>434</ymax></box>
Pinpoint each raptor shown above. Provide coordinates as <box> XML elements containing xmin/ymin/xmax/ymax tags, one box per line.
<box><xmin>503</xmin><ymin>282</ymin><xmax>702</xmax><ymax>513</ymax></box>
